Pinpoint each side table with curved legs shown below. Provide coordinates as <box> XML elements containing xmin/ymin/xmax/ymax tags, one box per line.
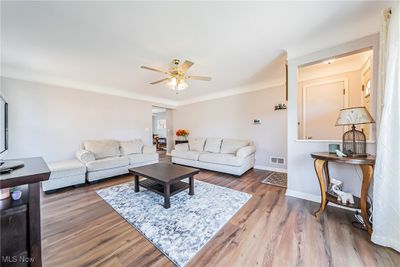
<box><xmin>311</xmin><ymin>152</ymin><xmax>375</xmax><ymax>236</ymax></box>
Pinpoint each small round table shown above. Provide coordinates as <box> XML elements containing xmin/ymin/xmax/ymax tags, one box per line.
<box><xmin>310</xmin><ymin>152</ymin><xmax>375</xmax><ymax>235</ymax></box>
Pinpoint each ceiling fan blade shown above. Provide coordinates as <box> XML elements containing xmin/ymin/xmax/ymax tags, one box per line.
<box><xmin>181</xmin><ymin>60</ymin><xmax>194</xmax><ymax>72</ymax></box>
<box><xmin>187</xmin><ymin>75</ymin><xmax>212</xmax><ymax>81</ymax></box>
<box><xmin>141</xmin><ymin>66</ymin><xmax>169</xmax><ymax>74</ymax></box>
<box><xmin>150</xmin><ymin>78</ymin><xmax>169</xmax><ymax>85</ymax></box>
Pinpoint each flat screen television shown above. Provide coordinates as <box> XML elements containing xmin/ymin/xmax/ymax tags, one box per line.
<box><xmin>0</xmin><ymin>96</ymin><xmax>8</xmax><ymax>154</ymax></box>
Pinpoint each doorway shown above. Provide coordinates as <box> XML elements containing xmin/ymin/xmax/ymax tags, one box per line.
<box><xmin>152</xmin><ymin>106</ymin><xmax>174</xmax><ymax>158</ymax></box>
<box><xmin>152</xmin><ymin>107</ymin><xmax>167</xmax><ymax>154</ymax></box>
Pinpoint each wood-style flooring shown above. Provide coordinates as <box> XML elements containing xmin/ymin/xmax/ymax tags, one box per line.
<box><xmin>41</xmin><ymin>155</ymin><xmax>400</xmax><ymax>267</ymax></box>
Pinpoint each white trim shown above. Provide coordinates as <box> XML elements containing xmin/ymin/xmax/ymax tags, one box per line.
<box><xmin>285</xmin><ymin>189</ymin><xmax>359</xmax><ymax>212</ymax></box>
<box><xmin>254</xmin><ymin>165</ymin><xmax>287</xmax><ymax>173</ymax></box>
<box><xmin>1</xmin><ymin>70</ymin><xmax>180</xmax><ymax>107</ymax></box>
<box><xmin>302</xmin><ymin>78</ymin><xmax>348</xmax><ymax>139</ymax></box>
<box><xmin>1</xmin><ymin>67</ymin><xmax>285</xmax><ymax>107</ymax></box>
<box><xmin>178</xmin><ymin>80</ymin><xmax>285</xmax><ymax>106</ymax></box>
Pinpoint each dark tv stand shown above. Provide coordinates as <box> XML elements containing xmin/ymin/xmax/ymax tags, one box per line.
<box><xmin>0</xmin><ymin>157</ymin><xmax>50</xmax><ymax>267</ymax></box>
<box><xmin>0</xmin><ymin>160</ymin><xmax>25</xmax><ymax>173</ymax></box>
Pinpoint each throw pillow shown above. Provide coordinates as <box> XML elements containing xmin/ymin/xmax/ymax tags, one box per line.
<box><xmin>204</xmin><ymin>138</ymin><xmax>222</xmax><ymax>153</ymax></box>
<box><xmin>83</xmin><ymin>140</ymin><xmax>120</xmax><ymax>159</ymax></box>
<box><xmin>188</xmin><ymin>138</ymin><xmax>206</xmax><ymax>152</ymax></box>
<box><xmin>220</xmin><ymin>139</ymin><xmax>249</xmax><ymax>154</ymax></box>
<box><xmin>175</xmin><ymin>143</ymin><xmax>189</xmax><ymax>151</ymax></box>
<box><xmin>120</xmin><ymin>139</ymin><xmax>144</xmax><ymax>155</ymax></box>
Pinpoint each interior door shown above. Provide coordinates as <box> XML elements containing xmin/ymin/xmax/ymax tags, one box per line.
<box><xmin>304</xmin><ymin>81</ymin><xmax>345</xmax><ymax>140</ymax></box>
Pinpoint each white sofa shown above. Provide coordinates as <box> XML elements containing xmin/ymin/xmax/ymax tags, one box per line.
<box><xmin>75</xmin><ymin>139</ymin><xmax>158</xmax><ymax>182</ymax></box>
<box><xmin>171</xmin><ymin>138</ymin><xmax>255</xmax><ymax>176</ymax></box>
<box><xmin>42</xmin><ymin>159</ymin><xmax>86</xmax><ymax>192</ymax></box>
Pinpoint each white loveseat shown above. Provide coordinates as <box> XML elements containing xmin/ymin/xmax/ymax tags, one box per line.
<box><xmin>75</xmin><ymin>139</ymin><xmax>158</xmax><ymax>182</ymax></box>
<box><xmin>171</xmin><ymin>138</ymin><xmax>255</xmax><ymax>176</ymax></box>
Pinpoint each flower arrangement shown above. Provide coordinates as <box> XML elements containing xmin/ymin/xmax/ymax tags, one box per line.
<box><xmin>176</xmin><ymin>129</ymin><xmax>190</xmax><ymax>137</ymax></box>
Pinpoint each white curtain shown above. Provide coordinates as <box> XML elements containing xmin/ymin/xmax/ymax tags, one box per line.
<box><xmin>372</xmin><ymin>3</ymin><xmax>400</xmax><ymax>252</ymax></box>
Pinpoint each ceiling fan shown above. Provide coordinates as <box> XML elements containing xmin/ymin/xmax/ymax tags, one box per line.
<box><xmin>141</xmin><ymin>59</ymin><xmax>211</xmax><ymax>91</ymax></box>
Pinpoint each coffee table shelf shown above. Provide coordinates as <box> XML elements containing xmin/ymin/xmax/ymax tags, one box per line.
<box><xmin>140</xmin><ymin>179</ymin><xmax>189</xmax><ymax>196</ymax></box>
<box><xmin>129</xmin><ymin>163</ymin><xmax>199</xmax><ymax>209</ymax></box>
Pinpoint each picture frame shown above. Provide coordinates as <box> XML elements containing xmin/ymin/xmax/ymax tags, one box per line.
<box><xmin>157</xmin><ymin>119</ymin><xmax>166</xmax><ymax>129</ymax></box>
<box><xmin>365</xmin><ymin>79</ymin><xmax>371</xmax><ymax>97</ymax></box>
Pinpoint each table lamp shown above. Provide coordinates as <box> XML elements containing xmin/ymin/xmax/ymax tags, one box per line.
<box><xmin>335</xmin><ymin>106</ymin><xmax>375</xmax><ymax>157</ymax></box>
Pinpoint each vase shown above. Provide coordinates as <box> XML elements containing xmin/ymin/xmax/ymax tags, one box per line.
<box><xmin>177</xmin><ymin>136</ymin><xmax>188</xmax><ymax>141</ymax></box>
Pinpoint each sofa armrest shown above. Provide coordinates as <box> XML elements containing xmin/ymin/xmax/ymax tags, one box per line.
<box><xmin>143</xmin><ymin>145</ymin><xmax>157</xmax><ymax>154</ymax></box>
<box><xmin>174</xmin><ymin>143</ymin><xmax>189</xmax><ymax>151</ymax></box>
<box><xmin>236</xmin><ymin>146</ymin><xmax>256</xmax><ymax>158</ymax></box>
<box><xmin>75</xmin><ymin>149</ymin><xmax>95</xmax><ymax>163</ymax></box>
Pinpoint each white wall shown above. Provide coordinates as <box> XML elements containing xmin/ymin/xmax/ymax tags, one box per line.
<box><xmin>287</xmin><ymin>34</ymin><xmax>379</xmax><ymax>199</ymax></box>
<box><xmin>1</xmin><ymin>77</ymin><xmax>153</xmax><ymax>162</ymax></box>
<box><xmin>165</xmin><ymin>109</ymin><xmax>174</xmax><ymax>153</ymax></box>
<box><xmin>173</xmin><ymin>86</ymin><xmax>287</xmax><ymax>170</ymax></box>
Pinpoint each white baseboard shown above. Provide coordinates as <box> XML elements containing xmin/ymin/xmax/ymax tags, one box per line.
<box><xmin>285</xmin><ymin>189</ymin><xmax>320</xmax><ymax>203</ymax></box>
<box><xmin>254</xmin><ymin>165</ymin><xmax>287</xmax><ymax>173</ymax></box>
<box><xmin>285</xmin><ymin>189</ymin><xmax>358</xmax><ymax>212</ymax></box>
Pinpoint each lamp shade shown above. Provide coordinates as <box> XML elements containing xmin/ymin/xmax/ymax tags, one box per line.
<box><xmin>336</xmin><ymin>106</ymin><xmax>375</xmax><ymax>126</ymax></box>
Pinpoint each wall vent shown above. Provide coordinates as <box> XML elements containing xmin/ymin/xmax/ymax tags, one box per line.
<box><xmin>270</xmin><ymin>156</ymin><xmax>285</xmax><ymax>165</ymax></box>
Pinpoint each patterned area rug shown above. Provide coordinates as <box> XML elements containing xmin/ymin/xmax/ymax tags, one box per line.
<box><xmin>261</xmin><ymin>172</ymin><xmax>287</xmax><ymax>188</ymax></box>
<box><xmin>97</xmin><ymin>180</ymin><xmax>251</xmax><ymax>267</ymax></box>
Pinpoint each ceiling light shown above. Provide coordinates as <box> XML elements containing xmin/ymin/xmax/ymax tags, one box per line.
<box><xmin>170</xmin><ymin>77</ymin><xmax>177</xmax><ymax>86</ymax></box>
<box><xmin>323</xmin><ymin>59</ymin><xmax>335</xmax><ymax>64</ymax></box>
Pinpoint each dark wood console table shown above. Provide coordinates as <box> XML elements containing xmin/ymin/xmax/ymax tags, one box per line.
<box><xmin>310</xmin><ymin>152</ymin><xmax>375</xmax><ymax>235</ymax></box>
<box><xmin>0</xmin><ymin>157</ymin><xmax>50</xmax><ymax>266</ymax></box>
<box><xmin>175</xmin><ymin>140</ymin><xmax>188</xmax><ymax>145</ymax></box>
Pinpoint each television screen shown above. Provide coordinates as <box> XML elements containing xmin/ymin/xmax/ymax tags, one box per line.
<box><xmin>0</xmin><ymin>96</ymin><xmax>8</xmax><ymax>153</ymax></box>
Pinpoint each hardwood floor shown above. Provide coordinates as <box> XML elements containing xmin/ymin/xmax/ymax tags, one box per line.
<box><xmin>41</xmin><ymin>158</ymin><xmax>399</xmax><ymax>267</ymax></box>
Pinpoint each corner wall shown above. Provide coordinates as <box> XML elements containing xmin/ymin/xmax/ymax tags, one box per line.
<box><xmin>173</xmin><ymin>86</ymin><xmax>288</xmax><ymax>170</ymax></box>
<box><xmin>287</xmin><ymin>34</ymin><xmax>379</xmax><ymax>199</ymax></box>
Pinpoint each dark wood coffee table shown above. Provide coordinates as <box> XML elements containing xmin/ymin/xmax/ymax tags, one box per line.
<box><xmin>129</xmin><ymin>163</ymin><xmax>200</xmax><ymax>208</ymax></box>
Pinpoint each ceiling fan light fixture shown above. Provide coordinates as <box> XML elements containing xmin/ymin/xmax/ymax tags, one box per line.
<box><xmin>177</xmin><ymin>80</ymin><xmax>188</xmax><ymax>91</ymax></box>
<box><xmin>141</xmin><ymin>59</ymin><xmax>211</xmax><ymax>92</ymax></box>
<box><xmin>170</xmin><ymin>77</ymin><xmax>177</xmax><ymax>86</ymax></box>
<box><xmin>167</xmin><ymin>77</ymin><xmax>188</xmax><ymax>91</ymax></box>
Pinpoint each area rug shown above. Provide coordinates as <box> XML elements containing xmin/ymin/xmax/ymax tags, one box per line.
<box><xmin>261</xmin><ymin>171</ymin><xmax>287</xmax><ymax>188</ymax></box>
<box><xmin>96</xmin><ymin>180</ymin><xmax>251</xmax><ymax>267</ymax></box>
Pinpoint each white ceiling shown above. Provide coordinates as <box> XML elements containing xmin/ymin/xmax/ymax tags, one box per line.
<box><xmin>0</xmin><ymin>1</ymin><xmax>392</xmax><ymax>106</ymax></box>
<box><xmin>298</xmin><ymin>49</ymin><xmax>373</xmax><ymax>81</ymax></box>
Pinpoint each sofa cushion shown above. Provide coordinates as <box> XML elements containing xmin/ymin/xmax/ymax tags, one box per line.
<box><xmin>189</xmin><ymin>138</ymin><xmax>206</xmax><ymax>152</ymax></box>
<box><xmin>220</xmin><ymin>139</ymin><xmax>250</xmax><ymax>154</ymax></box>
<box><xmin>198</xmin><ymin>153</ymin><xmax>244</xmax><ymax>167</ymax></box>
<box><xmin>204</xmin><ymin>138</ymin><xmax>222</xmax><ymax>153</ymax></box>
<box><xmin>48</xmin><ymin>160</ymin><xmax>86</xmax><ymax>179</ymax></box>
<box><xmin>143</xmin><ymin>145</ymin><xmax>157</xmax><ymax>154</ymax></box>
<box><xmin>171</xmin><ymin>150</ymin><xmax>203</xmax><ymax>161</ymax></box>
<box><xmin>120</xmin><ymin>139</ymin><xmax>143</xmax><ymax>155</ymax></box>
<box><xmin>86</xmin><ymin>156</ymin><xmax>129</xmax><ymax>172</ymax></box>
<box><xmin>127</xmin><ymin>153</ymin><xmax>158</xmax><ymax>164</ymax></box>
<box><xmin>83</xmin><ymin>140</ymin><xmax>120</xmax><ymax>159</ymax></box>
<box><xmin>175</xmin><ymin>143</ymin><xmax>189</xmax><ymax>151</ymax></box>
<box><xmin>236</xmin><ymin>146</ymin><xmax>256</xmax><ymax>158</ymax></box>
<box><xmin>75</xmin><ymin>150</ymin><xmax>95</xmax><ymax>163</ymax></box>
